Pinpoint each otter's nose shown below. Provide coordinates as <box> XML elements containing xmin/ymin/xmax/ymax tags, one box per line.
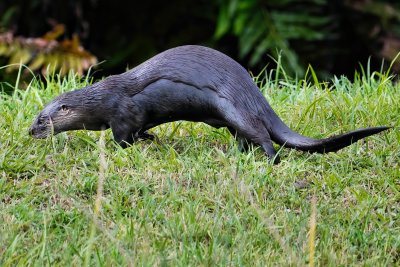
<box><xmin>29</xmin><ymin>127</ymin><xmax>34</xmax><ymax>136</ymax></box>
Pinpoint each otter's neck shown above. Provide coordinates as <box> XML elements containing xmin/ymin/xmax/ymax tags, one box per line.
<box><xmin>80</xmin><ymin>76</ymin><xmax>131</xmax><ymax>130</ymax></box>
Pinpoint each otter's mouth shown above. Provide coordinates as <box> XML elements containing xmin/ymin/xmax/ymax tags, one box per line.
<box><xmin>29</xmin><ymin>113</ymin><xmax>57</xmax><ymax>139</ymax></box>
<box><xmin>29</xmin><ymin>120</ymin><xmax>56</xmax><ymax>139</ymax></box>
<box><xmin>29</xmin><ymin>127</ymin><xmax>53</xmax><ymax>139</ymax></box>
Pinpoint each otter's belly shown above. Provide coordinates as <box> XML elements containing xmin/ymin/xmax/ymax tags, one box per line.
<box><xmin>132</xmin><ymin>78</ymin><xmax>226</xmax><ymax>129</ymax></box>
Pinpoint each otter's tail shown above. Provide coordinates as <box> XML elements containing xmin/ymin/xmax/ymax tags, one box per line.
<box><xmin>267</xmin><ymin>111</ymin><xmax>390</xmax><ymax>153</ymax></box>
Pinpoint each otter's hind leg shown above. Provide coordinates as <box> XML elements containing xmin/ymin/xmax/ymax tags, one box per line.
<box><xmin>254</xmin><ymin>132</ymin><xmax>280</xmax><ymax>164</ymax></box>
<box><xmin>224</xmin><ymin>113</ymin><xmax>280</xmax><ymax>164</ymax></box>
<box><xmin>227</xmin><ymin>127</ymin><xmax>255</xmax><ymax>152</ymax></box>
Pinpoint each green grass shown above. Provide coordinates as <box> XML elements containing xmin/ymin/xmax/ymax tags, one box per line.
<box><xmin>0</xmin><ymin>68</ymin><xmax>399</xmax><ymax>266</ymax></box>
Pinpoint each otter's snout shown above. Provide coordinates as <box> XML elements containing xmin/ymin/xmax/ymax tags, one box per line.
<box><xmin>29</xmin><ymin>123</ymin><xmax>47</xmax><ymax>139</ymax></box>
<box><xmin>29</xmin><ymin>125</ymin><xmax>42</xmax><ymax>138</ymax></box>
<box><xmin>29</xmin><ymin>116</ymin><xmax>53</xmax><ymax>139</ymax></box>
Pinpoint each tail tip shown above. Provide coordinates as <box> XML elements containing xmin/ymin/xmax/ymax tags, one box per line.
<box><xmin>375</xmin><ymin>126</ymin><xmax>392</xmax><ymax>133</ymax></box>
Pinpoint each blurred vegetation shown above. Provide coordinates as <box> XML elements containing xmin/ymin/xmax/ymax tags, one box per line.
<box><xmin>214</xmin><ymin>0</ymin><xmax>331</xmax><ymax>75</ymax></box>
<box><xmin>215</xmin><ymin>0</ymin><xmax>400</xmax><ymax>77</ymax></box>
<box><xmin>0</xmin><ymin>0</ymin><xmax>400</xmax><ymax>83</ymax></box>
<box><xmin>0</xmin><ymin>26</ymin><xmax>96</xmax><ymax>76</ymax></box>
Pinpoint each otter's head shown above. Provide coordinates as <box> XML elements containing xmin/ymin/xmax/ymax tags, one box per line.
<box><xmin>30</xmin><ymin>90</ymin><xmax>102</xmax><ymax>139</ymax></box>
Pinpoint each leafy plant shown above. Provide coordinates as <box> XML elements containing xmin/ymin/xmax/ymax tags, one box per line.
<box><xmin>215</xmin><ymin>0</ymin><xmax>400</xmax><ymax>77</ymax></box>
<box><xmin>0</xmin><ymin>25</ymin><xmax>97</xmax><ymax>76</ymax></box>
<box><xmin>214</xmin><ymin>0</ymin><xmax>332</xmax><ymax>75</ymax></box>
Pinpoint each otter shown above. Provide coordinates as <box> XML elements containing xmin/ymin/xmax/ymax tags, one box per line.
<box><xmin>30</xmin><ymin>45</ymin><xmax>390</xmax><ymax>163</ymax></box>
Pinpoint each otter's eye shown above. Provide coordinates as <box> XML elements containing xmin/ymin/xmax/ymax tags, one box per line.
<box><xmin>60</xmin><ymin>104</ymin><xmax>68</xmax><ymax>111</ymax></box>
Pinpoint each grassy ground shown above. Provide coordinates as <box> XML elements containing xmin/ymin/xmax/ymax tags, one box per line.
<box><xmin>0</xmin><ymin>68</ymin><xmax>399</xmax><ymax>266</ymax></box>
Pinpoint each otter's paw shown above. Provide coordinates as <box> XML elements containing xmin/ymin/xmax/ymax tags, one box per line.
<box><xmin>137</xmin><ymin>131</ymin><xmax>155</xmax><ymax>141</ymax></box>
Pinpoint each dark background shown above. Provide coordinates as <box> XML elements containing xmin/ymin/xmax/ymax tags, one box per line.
<box><xmin>1</xmin><ymin>0</ymin><xmax>400</xmax><ymax>80</ymax></box>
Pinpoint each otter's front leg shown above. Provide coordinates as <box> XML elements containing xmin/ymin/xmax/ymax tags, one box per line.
<box><xmin>111</xmin><ymin>122</ymin><xmax>155</xmax><ymax>148</ymax></box>
<box><xmin>110</xmin><ymin>122</ymin><xmax>138</xmax><ymax>148</ymax></box>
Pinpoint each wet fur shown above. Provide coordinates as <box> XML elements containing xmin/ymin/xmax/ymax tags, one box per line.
<box><xmin>30</xmin><ymin>45</ymin><xmax>390</xmax><ymax>163</ymax></box>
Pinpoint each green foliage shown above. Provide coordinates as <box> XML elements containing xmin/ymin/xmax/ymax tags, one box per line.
<box><xmin>215</xmin><ymin>0</ymin><xmax>332</xmax><ymax>75</ymax></box>
<box><xmin>0</xmin><ymin>5</ymin><xmax>17</xmax><ymax>30</ymax></box>
<box><xmin>0</xmin><ymin>67</ymin><xmax>398</xmax><ymax>265</ymax></box>
<box><xmin>2</xmin><ymin>0</ymin><xmax>400</xmax><ymax>80</ymax></box>
<box><xmin>215</xmin><ymin>0</ymin><xmax>400</xmax><ymax>77</ymax></box>
<box><xmin>0</xmin><ymin>26</ymin><xmax>97</xmax><ymax>77</ymax></box>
